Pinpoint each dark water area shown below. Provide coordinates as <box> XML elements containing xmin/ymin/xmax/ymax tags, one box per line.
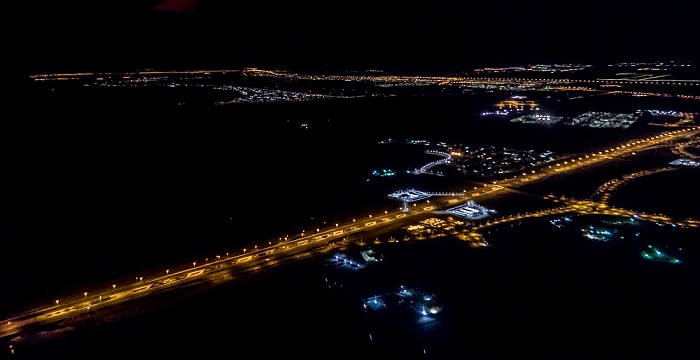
<box><xmin>0</xmin><ymin>90</ymin><xmax>693</xmax><ymax>317</ymax></box>
<box><xmin>7</xmin><ymin>216</ymin><xmax>700</xmax><ymax>359</ymax></box>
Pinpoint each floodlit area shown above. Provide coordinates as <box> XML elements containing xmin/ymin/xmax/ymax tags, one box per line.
<box><xmin>669</xmin><ymin>158</ymin><xmax>700</xmax><ymax>166</ymax></box>
<box><xmin>510</xmin><ymin>114</ymin><xmax>564</xmax><ymax>125</ymax></box>
<box><xmin>550</xmin><ymin>216</ymin><xmax>573</xmax><ymax>228</ymax></box>
<box><xmin>445</xmin><ymin>200</ymin><xmax>497</xmax><ymax>220</ymax></box>
<box><xmin>565</xmin><ymin>111</ymin><xmax>643</xmax><ymax>129</ymax></box>
<box><xmin>641</xmin><ymin>245</ymin><xmax>683</xmax><ymax>264</ymax></box>
<box><xmin>361</xmin><ymin>285</ymin><xmax>443</xmax><ymax>317</ymax></box>
<box><xmin>580</xmin><ymin>225</ymin><xmax>618</xmax><ymax>242</ymax></box>
<box><xmin>325</xmin><ymin>249</ymin><xmax>383</xmax><ymax>272</ymax></box>
<box><xmin>387</xmin><ymin>189</ymin><xmax>432</xmax><ymax>202</ymax></box>
<box><xmin>371</xmin><ymin>169</ymin><xmax>396</xmax><ymax>177</ymax></box>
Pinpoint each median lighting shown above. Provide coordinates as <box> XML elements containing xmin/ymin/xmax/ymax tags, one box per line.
<box><xmin>55</xmin><ymin>300</ymin><xmax>59</xmax><ymax>305</ymax></box>
<box><xmin>113</xmin><ymin>284</ymin><xmax>116</xmax><ymax>289</ymax></box>
<box><xmin>193</xmin><ymin>262</ymin><xmax>197</xmax><ymax>267</ymax></box>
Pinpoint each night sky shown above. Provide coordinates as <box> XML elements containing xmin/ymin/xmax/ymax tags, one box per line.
<box><xmin>2</xmin><ymin>0</ymin><xmax>699</xmax><ymax>74</ymax></box>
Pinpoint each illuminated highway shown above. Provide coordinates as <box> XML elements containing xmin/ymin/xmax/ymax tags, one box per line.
<box><xmin>490</xmin><ymin>126</ymin><xmax>700</xmax><ymax>187</ymax></box>
<box><xmin>3</xmin><ymin>125</ymin><xmax>700</xmax><ymax>342</ymax></box>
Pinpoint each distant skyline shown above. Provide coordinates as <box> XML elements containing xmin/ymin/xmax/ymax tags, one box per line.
<box><xmin>2</xmin><ymin>1</ymin><xmax>699</xmax><ymax>73</ymax></box>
